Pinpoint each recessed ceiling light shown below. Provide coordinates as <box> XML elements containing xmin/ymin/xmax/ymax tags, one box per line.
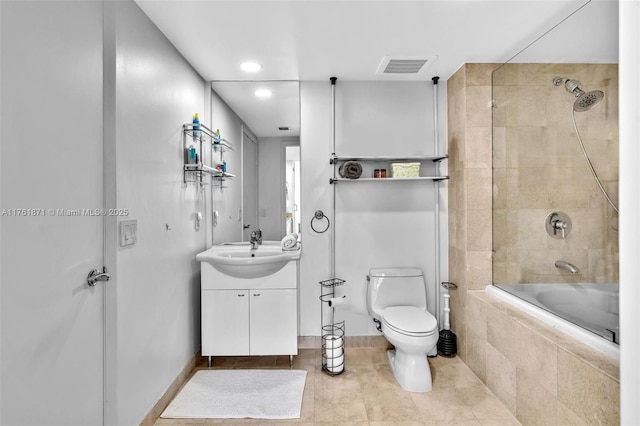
<box><xmin>241</xmin><ymin>61</ymin><xmax>262</xmax><ymax>72</ymax></box>
<box><xmin>254</xmin><ymin>88</ymin><xmax>272</xmax><ymax>99</ymax></box>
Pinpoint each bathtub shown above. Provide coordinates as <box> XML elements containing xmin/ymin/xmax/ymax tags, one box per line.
<box><xmin>486</xmin><ymin>283</ymin><xmax>619</xmax><ymax>360</ymax></box>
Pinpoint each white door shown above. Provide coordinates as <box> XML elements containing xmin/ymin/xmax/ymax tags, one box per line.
<box><xmin>1</xmin><ymin>2</ymin><xmax>106</xmax><ymax>425</ymax></box>
<box><xmin>242</xmin><ymin>130</ymin><xmax>258</xmax><ymax>240</ymax></box>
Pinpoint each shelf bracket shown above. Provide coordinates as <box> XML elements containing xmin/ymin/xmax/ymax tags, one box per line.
<box><xmin>329</xmin><ymin>178</ymin><xmax>338</xmax><ymax>185</ymax></box>
<box><xmin>329</xmin><ymin>153</ymin><xmax>338</xmax><ymax>165</ymax></box>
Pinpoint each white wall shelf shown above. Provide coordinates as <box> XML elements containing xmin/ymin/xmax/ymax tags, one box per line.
<box><xmin>332</xmin><ymin>176</ymin><xmax>449</xmax><ymax>182</ymax></box>
<box><xmin>329</xmin><ymin>154</ymin><xmax>449</xmax><ymax>184</ymax></box>
<box><xmin>331</xmin><ymin>154</ymin><xmax>448</xmax><ymax>163</ymax></box>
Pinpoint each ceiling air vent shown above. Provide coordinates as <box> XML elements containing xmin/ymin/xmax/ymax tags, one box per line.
<box><xmin>375</xmin><ymin>56</ymin><xmax>437</xmax><ymax>79</ymax></box>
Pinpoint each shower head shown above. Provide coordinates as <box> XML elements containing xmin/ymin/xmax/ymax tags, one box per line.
<box><xmin>573</xmin><ymin>90</ymin><xmax>604</xmax><ymax>112</ymax></box>
<box><xmin>553</xmin><ymin>76</ymin><xmax>604</xmax><ymax>112</ymax></box>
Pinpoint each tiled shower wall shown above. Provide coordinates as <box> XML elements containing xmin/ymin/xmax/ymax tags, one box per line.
<box><xmin>447</xmin><ymin>63</ymin><xmax>496</xmax><ymax>362</ymax></box>
<box><xmin>492</xmin><ymin>63</ymin><xmax>619</xmax><ymax>284</ymax></box>
<box><xmin>447</xmin><ymin>63</ymin><xmax>620</xmax><ymax>424</ymax></box>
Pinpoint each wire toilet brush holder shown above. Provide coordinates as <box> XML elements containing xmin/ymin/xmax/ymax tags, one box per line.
<box><xmin>319</xmin><ymin>278</ymin><xmax>345</xmax><ymax>376</ymax></box>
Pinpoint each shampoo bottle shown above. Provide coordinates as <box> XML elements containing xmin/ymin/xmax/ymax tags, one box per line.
<box><xmin>193</xmin><ymin>113</ymin><xmax>201</xmax><ymax>139</ymax></box>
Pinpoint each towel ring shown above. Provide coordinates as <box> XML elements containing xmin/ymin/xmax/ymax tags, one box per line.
<box><xmin>311</xmin><ymin>210</ymin><xmax>330</xmax><ymax>233</ymax></box>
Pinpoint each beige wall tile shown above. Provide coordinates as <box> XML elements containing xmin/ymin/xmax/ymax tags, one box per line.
<box><xmin>467</xmin><ymin>209</ymin><xmax>492</xmax><ymax>251</ymax></box>
<box><xmin>466</xmin><ymin>168</ymin><xmax>493</xmax><ymax>211</ymax></box>
<box><xmin>557</xmin><ymin>349</ymin><xmax>620</xmax><ymax>425</ymax></box>
<box><xmin>492</xmin><ymin>126</ymin><xmax>507</xmax><ymax>170</ymax></box>
<box><xmin>466</xmin><ymin>295</ymin><xmax>487</xmax><ymax>340</ymax></box>
<box><xmin>467</xmin><ymin>250</ymin><xmax>492</xmax><ymax>290</ymax></box>
<box><xmin>515</xmin><ymin>209</ymin><xmax>549</xmax><ymax>250</ymax></box>
<box><xmin>448</xmin><ymin>64</ymin><xmax>466</xmax><ymax>95</ymax></box>
<box><xmin>515</xmin><ymin>367</ymin><xmax>558</xmax><ymax>426</ymax></box>
<box><xmin>457</xmin><ymin>206</ymin><xmax>469</xmax><ymax>250</ymax></box>
<box><xmin>465</xmin><ymin>127</ymin><xmax>492</xmax><ymax>169</ymax></box>
<box><xmin>486</xmin><ymin>343</ymin><xmax>517</xmax><ymax>414</ymax></box>
<box><xmin>466</xmin><ymin>337</ymin><xmax>487</xmax><ymax>384</ymax></box>
<box><xmin>514</xmin><ymin>322</ymin><xmax>558</xmax><ymax>397</ymax></box>
<box><xmin>557</xmin><ymin>401</ymin><xmax>589</xmax><ymax>426</ymax></box>
<box><xmin>486</xmin><ymin>304</ymin><xmax>516</xmax><ymax>363</ymax></box>
<box><xmin>491</xmin><ymin>63</ymin><xmax>519</xmax><ymax>87</ymax></box>
<box><xmin>455</xmin><ymin>316</ymin><xmax>468</xmax><ymax>363</ymax></box>
<box><xmin>466</xmin><ymin>86</ymin><xmax>492</xmax><ymax>127</ymax></box>
<box><xmin>466</xmin><ymin>63</ymin><xmax>500</xmax><ymax>87</ymax></box>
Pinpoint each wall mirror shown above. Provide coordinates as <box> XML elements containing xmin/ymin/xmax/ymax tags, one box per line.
<box><xmin>210</xmin><ymin>80</ymin><xmax>300</xmax><ymax>242</ymax></box>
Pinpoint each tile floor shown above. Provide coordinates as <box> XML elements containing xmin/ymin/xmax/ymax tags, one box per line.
<box><xmin>154</xmin><ymin>347</ymin><xmax>520</xmax><ymax>425</ymax></box>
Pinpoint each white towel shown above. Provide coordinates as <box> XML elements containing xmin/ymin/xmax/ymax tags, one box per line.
<box><xmin>281</xmin><ymin>233</ymin><xmax>299</xmax><ymax>251</ymax></box>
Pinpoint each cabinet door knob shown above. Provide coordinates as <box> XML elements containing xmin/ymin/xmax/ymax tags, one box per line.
<box><xmin>253</xmin><ymin>293</ymin><xmax>261</xmax><ymax>297</ymax></box>
<box><xmin>237</xmin><ymin>293</ymin><xmax>245</xmax><ymax>297</ymax></box>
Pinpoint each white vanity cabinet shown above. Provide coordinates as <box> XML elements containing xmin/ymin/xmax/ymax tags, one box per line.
<box><xmin>200</xmin><ymin>260</ymin><xmax>298</xmax><ymax>358</ymax></box>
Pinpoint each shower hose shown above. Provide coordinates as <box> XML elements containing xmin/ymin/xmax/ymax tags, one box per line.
<box><xmin>571</xmin><ymin>108</ymin><xmax>619</xmax><ymax>213</ymax></box>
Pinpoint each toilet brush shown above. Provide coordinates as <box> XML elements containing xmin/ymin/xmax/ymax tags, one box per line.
<box><xmin>437</xmin><ymin>293</ymin><xmax>457</xmax><ymax>357</ymax></box>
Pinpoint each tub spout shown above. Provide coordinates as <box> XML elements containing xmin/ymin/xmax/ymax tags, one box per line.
<box><xmin>555</xmin><ymin>260</ymin><xmax>580</xmax><ymax>274</ymax></box>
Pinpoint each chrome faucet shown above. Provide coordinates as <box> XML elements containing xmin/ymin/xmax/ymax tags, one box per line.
<box><xmin>555</xmin><ymin>260</ymin><xmax>580</xmax><ymax>274</ymax></box>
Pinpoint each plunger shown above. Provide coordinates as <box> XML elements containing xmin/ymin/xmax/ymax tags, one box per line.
<box><xmin>437</xmin><ymin>293</ymin><xmax>457</xmax><ymax>357</ymax></box>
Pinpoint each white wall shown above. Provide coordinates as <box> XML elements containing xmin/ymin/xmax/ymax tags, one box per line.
<box><xmin>299</xmin><ymin>81</ymin><xmax>448</xmax><ymax>336</ymax></box>
<box><xmin>619</xmin><ymin>1</ymin><xmax>640</xmax><ymax>423</ymax></box>
<box><xmin>210</xmin><ymin>90</ymin><xmax>245</xmax><ymax>244</ymax></box>
<box><xmin>110</xmin><ymin>2</ymin><xmax>206</xmax><ymax>424</ymax></box>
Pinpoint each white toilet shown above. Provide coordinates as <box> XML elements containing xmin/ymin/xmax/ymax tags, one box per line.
<box><xmin>366</xmin><ymin>268</ymin><xmax>438</xmax><ymax>392</ymax></box>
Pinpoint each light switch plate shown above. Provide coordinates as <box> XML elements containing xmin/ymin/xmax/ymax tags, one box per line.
<box><xmin>119</xmin><ymin>219</ymin><xmax>137</xmax><ymax>247</ymax></box>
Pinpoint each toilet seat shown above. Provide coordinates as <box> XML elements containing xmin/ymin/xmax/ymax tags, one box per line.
<box><xmin>382</xmin><ymin>306</ymin><xmax>438</xmax><ymax>337</ymax></box>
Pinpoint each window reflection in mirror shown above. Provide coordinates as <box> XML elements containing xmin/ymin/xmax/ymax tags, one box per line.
<box><xmin>285</xmin><ymin>146</ymin><xmax>301</xmax><ymax>235</ymax></box>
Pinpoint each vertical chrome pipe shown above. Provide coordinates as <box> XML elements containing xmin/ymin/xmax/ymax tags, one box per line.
<box><xmin>432</xmin><ymin>76</ymin><xmax>442</xmax><ymax>328</ymax></box>
<box><xmin>330</xmin><ymin>77</ymin><xmax>337</xmax><ymax>279</ymax></box>
<box><xmin>330</xmin><ymin>77</ymin><xmax>337</xmax><ymax>326</ymax></box>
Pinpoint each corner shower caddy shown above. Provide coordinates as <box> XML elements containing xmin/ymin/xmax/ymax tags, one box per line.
<box><xmin>182</xmin><ymin>123</ymin><xmax>235</xmax><ymax>189</ymax></box>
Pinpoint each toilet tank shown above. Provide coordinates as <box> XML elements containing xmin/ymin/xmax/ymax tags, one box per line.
<box><xmin>367</xmin><ymin>268</ymin><xmax>427</xmax><ymax>320</ymax></box>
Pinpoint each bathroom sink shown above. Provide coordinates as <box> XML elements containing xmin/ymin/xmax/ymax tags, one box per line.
<box><xmin>196</xmin><ymin>243</ymin><xmax>300</xmax><ymax>278</ymax></box>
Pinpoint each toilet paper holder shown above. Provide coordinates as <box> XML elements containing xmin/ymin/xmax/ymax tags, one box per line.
<box><xmin>319</xmin><ymin>277</ymin><xmax>346</xmax><ymax>376</ymax></box>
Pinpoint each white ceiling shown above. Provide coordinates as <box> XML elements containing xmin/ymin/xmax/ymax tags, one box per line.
<box><xmin>211</xmin><ymin>80</ymin><xmax>300</xmax><ymax>137</ymax></box>
<box><xmin>136</xmin><ymin>0</ymin><xmax>618</xmax><ymax>137</ymax></box>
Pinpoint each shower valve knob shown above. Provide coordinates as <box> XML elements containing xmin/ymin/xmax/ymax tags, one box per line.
<box><xmin>545</xmin><ymin>212</ymin><xmax>572</xmax><ymax>239</ymax></box>
<box><xmin>551</xmin><ymin>219</ymin><xmax>567</xmax><ymax>237</ymax></box>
